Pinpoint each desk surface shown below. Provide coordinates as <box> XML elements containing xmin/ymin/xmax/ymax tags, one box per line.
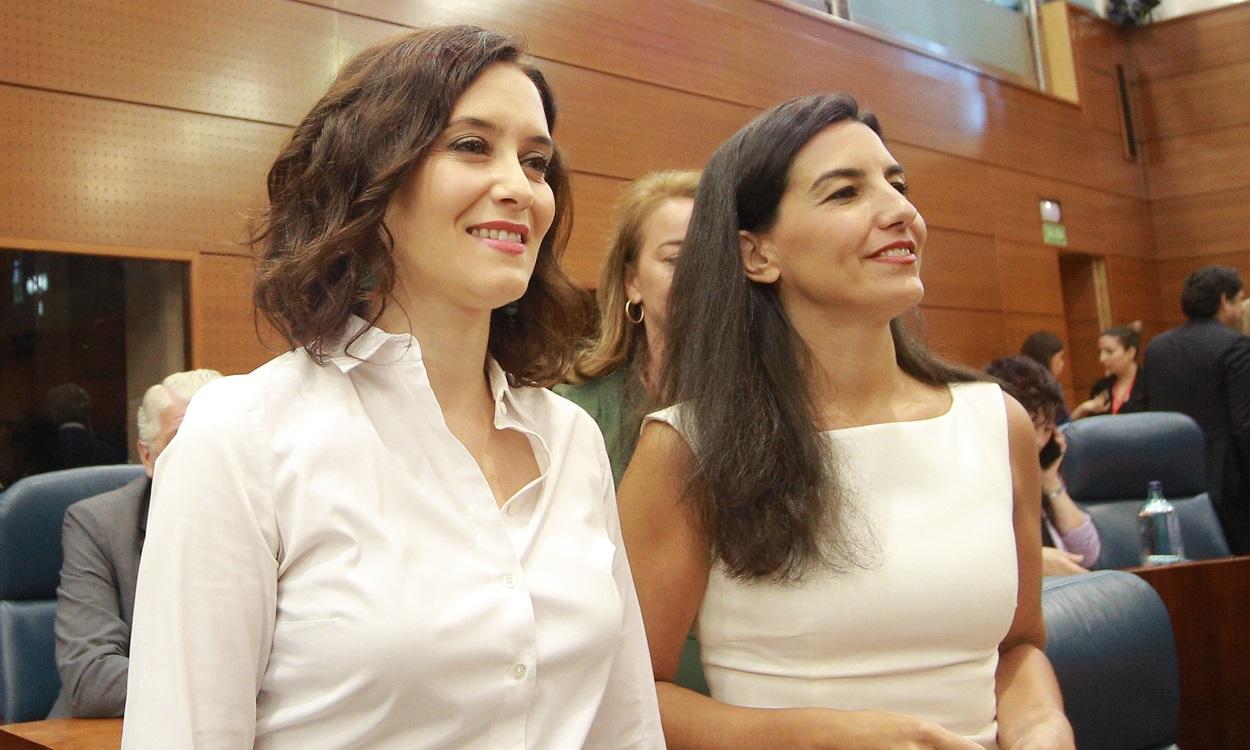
<box><xmin>0</xmin><ymin>719</ymin><xmax>120</xmax><ymax>750</ymax></box>
<box><xmin>1131</xmin><ymin>554</ymin><xmax>1250</xmax><ymax>750</ymax></box>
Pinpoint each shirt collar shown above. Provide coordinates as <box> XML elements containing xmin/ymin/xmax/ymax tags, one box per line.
<box><xmin>327</xmin><ymin>315</ymin><xmax>422</xmax><ymax>373</ymax></box>
<box><xmin>328</xmin><ymin>315</ymin><xmax>520</xmax><ymax>415</ymax></box>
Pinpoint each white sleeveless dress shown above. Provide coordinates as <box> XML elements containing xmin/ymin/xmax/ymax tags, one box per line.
<box><xmin>648</xmin><ymin>382</ymin><xmax>1017</xmax><ymax>749</ymax></box>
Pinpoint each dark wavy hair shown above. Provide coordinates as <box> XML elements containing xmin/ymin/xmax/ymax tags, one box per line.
<box><xmin>1019</xmin><ymin>331</ymin><xmax>1064</xmax><ymax>371</ymax></box>
<box><xmin>1181</xmin><ymin>266</ymin><xmax>1243</xmax><ymax>319</ymax></box>
<box><xmin>986</xmin><ymin>356</ymin><xmax>1063</xmax><ymax>424</ymax></box>
<box><xmin>250</xmin><ymin>25</ymin><xmax>586</xmax><ymax>385</ymax></box>
<box><xmin>663</xmin><ymin>93</ymin><xmax>982</xmax><ymax>582</ymax></box>
<box><xmin>1101</xmin><ymin>324</ymin><xmax>1140</xmax><ymax>355</ymax></box>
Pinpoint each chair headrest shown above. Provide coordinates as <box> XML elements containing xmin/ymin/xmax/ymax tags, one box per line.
<box><xmin>0</xmin><ymin>465</ymin><xmax>146</xmax><ymax>599</ymax></box>
<box><xmin>1060</xmin><ymin>412</ymin><xmax>1205</xmax><ymax>501</ymax></box>
<box><xmin>1042</xmin><ymin>571</ymin><xmax>1178</xmax><ymax>749</ymax></box>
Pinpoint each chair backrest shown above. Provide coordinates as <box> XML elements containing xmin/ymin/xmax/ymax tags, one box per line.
<box><xmin>0</xmin><ymin>464</ymin><xmax>144</xmax><ymax>723</ymax></box>
<box><xmin>1061</xmin><ymin>412</ymin><xmax>1230</xmax><ymax>569</ymax></box>
<box><xmin>1043</xmin><ymin>571</ymin><xmax>1179</xmax><ymax>750</ymax></box>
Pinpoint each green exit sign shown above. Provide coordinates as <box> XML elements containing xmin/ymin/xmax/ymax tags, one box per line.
<box><xmin>1042</xmin><ymin>221</ymin><xmax>1068</xmax><ymax>247</ymax></box>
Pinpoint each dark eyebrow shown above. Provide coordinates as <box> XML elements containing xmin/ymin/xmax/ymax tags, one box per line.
<box><xmin>445</xmin><ymin>116</ymin><xmax>554</xmax><ymax>149</ymax></box>
<box><xmin>808</xmin><ymin>163</ymin><xmax>907</xmax><ymax>195</ymax></box>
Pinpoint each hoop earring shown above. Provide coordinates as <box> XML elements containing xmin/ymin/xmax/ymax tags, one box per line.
<box><xmin>624</xmin><ymin>299</ymin><xmax>645</xmax><ymax>324</ymax></box>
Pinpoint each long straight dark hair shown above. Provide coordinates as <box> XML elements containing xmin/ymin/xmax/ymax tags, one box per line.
<box><xmin>663</xmin><ymin>93</ymin><xmax>982</xmax><ymax>582</ymax></box>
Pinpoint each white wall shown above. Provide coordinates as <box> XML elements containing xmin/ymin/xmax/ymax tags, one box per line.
<box><xmin>1150</xmin><ymin>0</ymin><xmax>1247</xmax><ymax>21</ymax></box>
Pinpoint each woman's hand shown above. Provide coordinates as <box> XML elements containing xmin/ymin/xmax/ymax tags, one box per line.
<box><xmin>1071</xmin><ymin>392</ymin><xmax>1109</xmax><ymax>419</ymax></box>
<box><xmin>782</xmin><ymin>708</ymin><xmax>984</xmax><ymax>750</ymax></box>
<box><xmin>1041</xmin><ymin>547</ymin><xmax>1087</xmax><ymax>576</ymax></box>
<box><xmin>1039</xmin><ymin>430</ymin><xmax>1066</xmax><ymax>480</ymax></box>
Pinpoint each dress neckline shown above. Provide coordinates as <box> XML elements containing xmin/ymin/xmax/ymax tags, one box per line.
<box><xmin>822</xmin><ymin>382</ymin><xmax>973</xmax><ymax>436</ymax></box>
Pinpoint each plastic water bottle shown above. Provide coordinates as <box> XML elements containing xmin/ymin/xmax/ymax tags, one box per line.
<box><xmin>1139</xmin><ymin>480</ymin><xmax>1186</xmax><ymax>565</ymax></box>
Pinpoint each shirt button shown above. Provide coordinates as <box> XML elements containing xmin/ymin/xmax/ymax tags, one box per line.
<box><xmin>503</xmin><ymin>574</ymin><xmax>516</xmax><ymax>588</ymax></box>
<box><xmin>512</xmin><ymin>663</ymin><xmax>527</xmax><ymax>680</ymax></box>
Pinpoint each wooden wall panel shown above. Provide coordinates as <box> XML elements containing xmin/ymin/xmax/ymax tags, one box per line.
<box><xmin>330</xmin><ymin>0</ymin><xmax>1145</xmax><ymax>198</ymax></box>
<box><xmin>985</xmin><ymin>170</ymin><xmax>1152</xmax><ymax>256</ymax></box>
<box><xmin>0</xmin><ymin>85</ymin><xmax>282</xmax><ymax>255</ymax></box>
<box><xmin>914</xmin><ymin>308</ymin><xmax>1005</xmax><ymax>370</ymax></box>
<box><xmin>564</xmin><ymin>173</ymin><xmax>627</xmax><ymax>287</ymax></box>
<box><xmin>1143</xmin><ymin>125</ymin><xmax>1250</xmax><ymax>201</ymax></box>
<box><xmin>997</xmin><ymin>241</ymin><xmax>1064</xmax><ymax>315</ymax></box>
<box><xmin>1076</xmin><ymin>66</ymin><xmax>1124</xmax><ymax>136</ymax></box>
<box><xmin>335</xmin><ymin>12</ymin><xmax>408</xmax><ymax>65</ymax></box>
<box><xmin>891</xmin><ymin>145</ymin><xmax>998</xmax><ymax>237</ymax></box>
<box><xmin>194</xmin><ymin>253</ymin><xmax>283</xmax><ymax>374</ymax></box>
<box><xmin>1067</xmin><ymin>7</ymin><xmax>1128</xmax><ymax>75</ymax></box>
<box><xmin>1152</xmin><ymin>186</ymin><xmax>1250</xmax><ymax>260</ymax></box>
<box><xmin>1</xmin><ymin>0</ymin><xmax>338</xmax><ymax>125</ymax></box>
<box><xmin>1131</xmin><ymin>2</ymin><xmax>1250</xmax><ymax>322</ymax></box>
<box><xmin>1105</xmin><ymin>254</ymin><xmax>1161</xmax><ymax>323</ymax></box>
<box><xmin>0</xmin><ymin>0</ymin><xmax>1155</xmax><ymax>386</ymax></box>
<box><xmin>1130</xmin><ymin>2</ymin><xmax>1250</xmax><ymax>81</ymax></box>
<box><xmin>542</xmin><ymin>60</ymin><xmax>755</xmax><ymax>181</ymax></box>
<box><xmin>1138</xmin><ymin>60</ymin><xmax>1250</xmax><ymax>141</ymax></box>
<box><xmin>919</xmin><ymin>229</ymin><xmax>1000</xmax><ymax>312</ymax></box>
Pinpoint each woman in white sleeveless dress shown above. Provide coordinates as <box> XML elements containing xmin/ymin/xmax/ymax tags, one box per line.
<box><xmin>618</xmin><ymin>94</ymin><xmax>1074</xmax><ymax>750</ymax></box>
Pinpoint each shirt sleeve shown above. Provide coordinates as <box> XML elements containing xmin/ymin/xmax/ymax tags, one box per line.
<box><xmin>582</xmin><ymin>461</ymin><xmax>666</xmax><ymax>750</ymax></box>
<box><xmin>54</xmin><ymin>504</ymin><xmax>129</xmax><ymax>717</ymax></box>
<box><xmin>121</xmin><ymin>380</ymin><xmax>279</xmax><ymax>749</ymax></box>
<box><xmin>1057</xmin><ymin>512</ymin><xmax>1102</xmax><ymax>568</ymax></box>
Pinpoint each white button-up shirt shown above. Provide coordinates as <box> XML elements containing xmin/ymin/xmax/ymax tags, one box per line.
<box><xmin>122</xmin><ymin>320</ymin><xmax>665</xmax><ymax>749</ymax></box>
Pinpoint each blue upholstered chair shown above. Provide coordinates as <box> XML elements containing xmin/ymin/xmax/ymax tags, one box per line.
<box><xmin>0</xmin><ymin>464</ymin><xmax>144</xmax><ymax>723</ymax></box>
<box><xmin>1043</xmin><ymin>571</ymin><xmax>1179</xmax><ymax>750</ymax></box>
<box><xmin>1060</xmin><ymin>412</ymin><xmax>1230</xmax><ymax>569</ymax></box>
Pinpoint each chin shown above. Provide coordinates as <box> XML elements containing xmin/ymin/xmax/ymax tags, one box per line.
<box><xmin>482</xmin><ymin>275</ymin><xmax>533</xmax><ymax>312</ymax></box>
<box><xmin>897</xmin><ymin>278</ymin><xmax>925</xmax><ymax>307</ymax></box>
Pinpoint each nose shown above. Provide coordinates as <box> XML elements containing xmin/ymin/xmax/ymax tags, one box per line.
<box><xmin>876</xmin><ymin>184</ymin><xmax>920</xmax><ymax>230</ymax></box>
<box><xmin>490</xmin><ymin>155</ymin><xmax>534</xmax><ymax>210</ymax></box>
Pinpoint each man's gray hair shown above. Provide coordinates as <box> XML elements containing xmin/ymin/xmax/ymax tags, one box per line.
<box><xmin>137</xmin><ymin>369</ymin><xmax>222</xmax><ymax>445</ymax></box>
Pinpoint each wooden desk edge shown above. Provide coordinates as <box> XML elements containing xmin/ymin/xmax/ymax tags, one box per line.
<box><xmin>0</xmin><ymin>718</ymin><xmax>122</xmax><ymax>750</ymax></box>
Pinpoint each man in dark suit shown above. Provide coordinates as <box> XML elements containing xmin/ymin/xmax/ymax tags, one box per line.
<box><xmin>1141</xmin><ymin>267</ymin><xmax>1250</xmax><ymax>554</ymax></box>
<box><xmin>47</xmin><ymin>369</ymin><xmax>220</xmax><ymax>718</ymax></box>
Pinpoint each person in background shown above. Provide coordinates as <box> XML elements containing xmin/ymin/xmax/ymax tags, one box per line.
<box><xmin>1141</xmin><ymin>266</ymin><xmax>1250</xmax><ymax>554</ymax></box>
<box><xmin>1071</xmin><ymin>323</ymin><xmax>1144</xmax><ymax>419</ymax></box>
<box><xmin>986</xmin><ymin>357</ymin><xmax>1101</xmax><ymax>576</ymax></box>
<box><xmin>555</xmin><ymin>169</ymin><xmax>699</xmax><ymax>485</ymax></box>
<box><xmin>1020</xmin><ymin>331</ymin><xmax>1065</xmax><ymax>380</ymax></box>
<box><xmin>1019</xmin><ymin>331</ymin><xmax>1069</xmax><ymax>424</ymax></box>
<box><xmin>620</xmin><ymin>93</ymin><xmax>1072</xmax><ymax>749</ymax></box>
<box><xmin>45</xmin><ymin>383</ymin><xmax>126</xmax><ymax>471</ymax></box>
<box><xmin>122</xmin><ymin>26</ymin><xmax>663</xmax><ymax>748</ymax></box>
<box><xmin>554</xmin><ymin>169</ymin><xmax>707</xmax><ymax>694</ymax></box>
<box><xmin>48</xmin><ymin>369</ymin><xmax>221</xmax><ymax>718</ymax></box>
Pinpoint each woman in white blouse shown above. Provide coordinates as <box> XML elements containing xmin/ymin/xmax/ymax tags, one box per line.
<box><xmin>121</xmin><ymin>26</ymin><xmax>664</xmax><ymax>749</ymax></box>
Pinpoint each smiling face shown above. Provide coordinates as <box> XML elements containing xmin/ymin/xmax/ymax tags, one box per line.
<box><xmin>1098</xmin><ymin>334</ymin><xmax>1137</xmax><ymax>377</ymax></box>
<box><xmin>624</xmin><ymin>197</ymin><xmax>694</xmax><ymax>339</ymax></box>
<box><xmin>743</xmin><ymin>121</ymin><xmax>926</xmax><ymax>321</ymax></box>
<box><xmin>383</xmin><ymin>63</ymin><xmax>556</xmax><ymax>315</ymax></box>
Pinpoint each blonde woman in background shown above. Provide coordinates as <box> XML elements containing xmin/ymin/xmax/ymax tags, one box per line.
<box><xmin>556</xmin><ymin>170</ymin><xmax>699</xmax><ymax>486</ymax></box>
